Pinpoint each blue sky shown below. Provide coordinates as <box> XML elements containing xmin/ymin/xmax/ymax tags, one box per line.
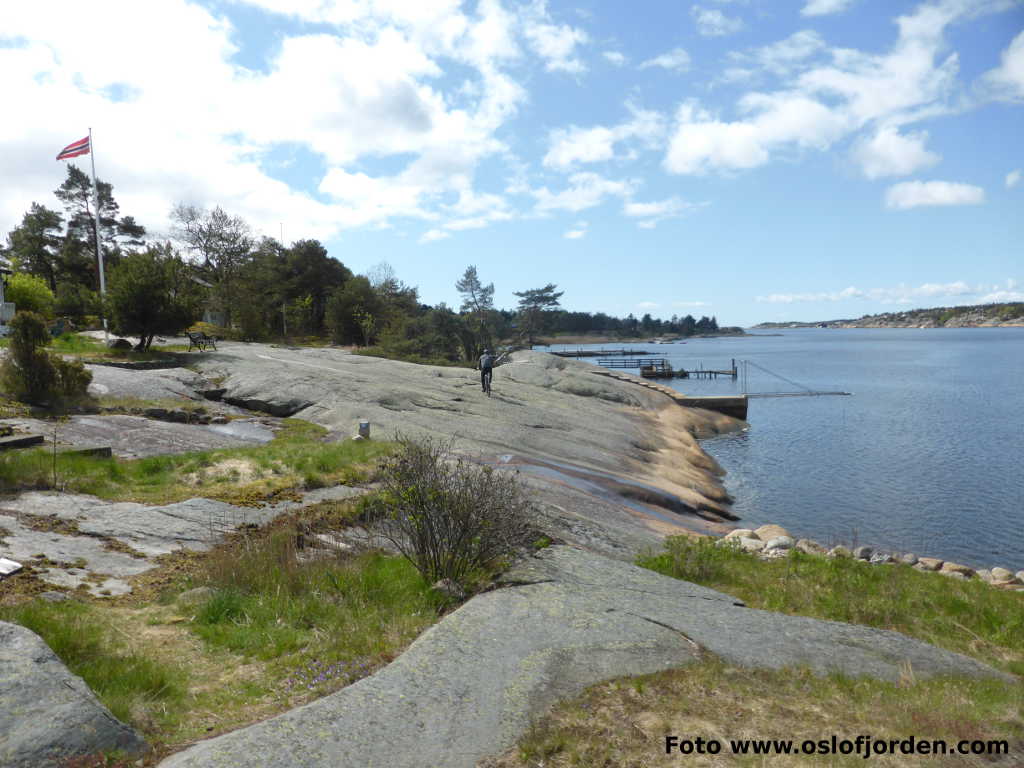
<box><xmin>2</xmin><ymin>0</ymin><xmax>1022</xmax><ymax>326</ymax></box>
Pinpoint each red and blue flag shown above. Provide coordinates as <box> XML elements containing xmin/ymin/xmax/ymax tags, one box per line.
<box><xmin>56</xmin><ymin>136</ymin><xmax>90</xmax><ymax>160</ymax></box>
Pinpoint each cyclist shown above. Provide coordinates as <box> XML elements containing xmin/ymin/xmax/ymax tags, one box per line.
<box><xmin>478</xmin><ymin>348</ymin><xmax>496</xmax><ymax>393</ymax></box>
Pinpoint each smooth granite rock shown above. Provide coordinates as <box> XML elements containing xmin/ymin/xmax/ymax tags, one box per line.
<box><xmin>0</xmin><ymin>622</ymin><xmax>147</xmax><ymax>767</ymax></box>
<box><xmin>795</xmin><ymin>539</ymin><xmax>827</xmax><ymax>555</ymax></box>
<box><xmin>724</xmin><ymin>528</ymin><xmax>755</xmax><ymax>540</ymax></box>
<box><xmin>853</xmin><ymin>546</ymin><xmax>873</xmax><ymax>560</ymax></box>
<box><xmin>753</xmin><ymin>524</ymin><xmax>789</xmax><ymax>541</ymax></box>
<box><xmin>763</xmin><ymin>535</ymin><xmax>794</xmax><ymax>551</ymax></box>
<box><xmin>158</xmin><ymin>546</ymin><xmax>1010</xmax><ymax>768</ymax></box>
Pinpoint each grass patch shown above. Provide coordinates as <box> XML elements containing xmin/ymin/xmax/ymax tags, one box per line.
<box><xmin>95</xmin><ymin>395</ymin><xmax>210</xmax><ymax>414</ymax></box>
<box><xmin>488</xmin><ymin>658</ymin><xmax>1023</xmax><ymax>768</ymax></box>
<box><xmin>0</xmin><ymin>500</ymin><xmax>447</xmax><ymax>758</ymax></box>
<box><xmin>0</xmin><ymin>600</ymin><xmax>187</xmax><ymax>728</ymax></box>
<box><xmin>639</xmin><ymin>537</ymin><xmax>1024</xmax><ymax>675</ymax></box>
<box><xmin>0</xmin><ymin>418</ymin><xmax>393</xmax><ymax>504</ymax></box>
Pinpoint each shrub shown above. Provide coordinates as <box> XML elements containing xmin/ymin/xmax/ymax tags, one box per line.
<box><xmin>0</xmin><ymin>311</ymin><xmax>92</xmax><ymax>404</ymax></box>
<box><xmin>366</xmin><ymin>438</ymin><xmax>538</xmax><ymax>586</ymax></box>
<box><xmin>5</xmin><ymin>273</ymin><xmax>55</xmax><ymax>317</ymax></box>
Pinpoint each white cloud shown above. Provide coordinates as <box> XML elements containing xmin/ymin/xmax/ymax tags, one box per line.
<box><xmin>622</xmin><ymin>196</ymin><xmax>697</xmax><ymax>227</ymax></box>
<box><xmin>755</xmin><ymin>281</ymin><xmax>982</xmax><ymax>304</ymax></box>
<box><xmin>1007</xmin><ymin>169</ymin><xmax>1022</xmax><ymax>189</ymax></box>
<box><xmin>691</xmin><ymin>6</ymin><xmax>743</xmax><ymax>37</ymax></box>
<box><xmin>666</xmin><ymin>2</ymin><xmax>998</xmax><ymax>177</ymax></box>
<box><xmin>543</xmin><ymin>105</ymin><xmax>666</xmax><ymax>169</ymax></box>
<box><xmin>640</xmin><ymin>48</ymin><xmax>691</xmax><ymax>73</ymax></box>
<box><xmin>0</xmin><ymin>0</ymin><xmax>536</xmax><ymax>242</ymax></box>
<box><xmin>419</xmin><ymin>229</ymin><xmax>451</xmax><ymax>243</ymax></box>
<box><xmin>533</xmin><ymin>172</ymin><xmax>637</xmax><ymax>212</ymax></box>
<box><xmin>884</xmin><ymin>181</ymin><xmax>985</xmax><ymax>210</ymax></box>
<box><xmin>637</xmin><ymin>301</ymin><xmax>660</xmax><ymax>310</ymax></box>
<box><xmin>564</xmin><ymin>227</ymin><xmax>586</xmax><ymax>239</ymax></box>
<box><xmin>978</xmin><ymin>279</ymin><xmax>1024</xmax><ymax>303</ymax></box>
<box><xmin>801</xmin><ymin>0</ymin><xmax>855</xmax><ymax>17</ymax></box>
<box><xmin>852</xmin><ymin>126</ymin><xmax>940</xmax><ymax>179</ymax></box>
<box><xmin>980</xmin><ymin>30</ymin><xmax>1024</xmax><ymax>101</ymax></box>
<box><xmin>603</xmin><ymin>51</ymin><xmax>626</xmax><ymax>66</ymax></box>
<box><xmin>521</xmin><ymin>0</ymin><xmax>589</xmax><ymax>74</ymax></box>
<box><xmin>673</xmin><ymin>301</ymin><xmax>711</xmax><ymax>308</ymax></box>
<box><xmin>665</xmin><ymin>95</ymin><xmax>847</xmax><ymax>174</ymax></box>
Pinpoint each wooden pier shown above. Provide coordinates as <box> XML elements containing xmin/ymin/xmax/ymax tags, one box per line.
<box><xmin>636</xmin><ymin>358</ymin><xmax>738</xmax><ymax>380</ymax></box>
<box><xmin>598</xmin><ymin>357</ymin><xmax>668</xmax><ymax>369</ymax></box>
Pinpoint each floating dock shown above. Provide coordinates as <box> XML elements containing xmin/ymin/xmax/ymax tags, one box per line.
<box><xmin>590</xmin><ymin>369</ymin><xmax>748</xmax><ymax>420</ymax></box>
<box><xmin>549</xmin><ymin>348</ymin><xmax>655</xmax><ymax>358</ymax></box>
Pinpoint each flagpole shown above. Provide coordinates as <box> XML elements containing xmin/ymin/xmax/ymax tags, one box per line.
<box><xmin>88</xmin><ymin>127</ymin><xmax>108</xmax><ymax>340</ymax></box>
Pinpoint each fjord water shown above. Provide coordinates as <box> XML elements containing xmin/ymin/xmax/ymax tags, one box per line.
<box><xmin>546</xmin><ymin>328</ymin><xmax>1024</xmax><ymax>571</ymax></box>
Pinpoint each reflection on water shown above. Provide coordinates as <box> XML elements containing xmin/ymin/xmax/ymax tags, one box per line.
<box><xmin>542</xmin><ymin>328</ymin><xmax>1024</xmax><ymax>570</ymax></box>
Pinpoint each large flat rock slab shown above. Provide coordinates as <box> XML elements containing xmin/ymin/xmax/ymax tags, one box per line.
<box><xmin>0</xmin><ymin>621</ymin><xmax>148</xmax><ymax>767</ymax></box>
<box><xmin>0</xmin><ymin>487</ymin><xmax>364</xmax><ymax>595</ymax></box>
<box><xmin>159</xmin><ymin>546</ymin><xmax>1008</xmax><ymax>768</ymax></box>
<box><xmin>0</xmin><ymin>415</ymin><xmax>272</xmax><ymax>459</ymax></box>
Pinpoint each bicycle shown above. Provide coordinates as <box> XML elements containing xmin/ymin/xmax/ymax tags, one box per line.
<box><xmin>482</xmin><ymin>369</ymin><xmax>492</xmax><ymax>397</ymax></box>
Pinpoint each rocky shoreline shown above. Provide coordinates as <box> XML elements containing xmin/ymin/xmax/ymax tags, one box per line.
<box><xmin>716</xmin><ymin>524</ymin><xmax>1024</xmax><ymax>591</ymax></box>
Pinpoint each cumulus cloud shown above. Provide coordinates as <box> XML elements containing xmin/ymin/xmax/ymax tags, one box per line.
<box><xmin>884</xmin><ymin>181</ymin><xmax>985</xmax><ymax>210</ymax></box>
<box><xmin>665</xmin><ymin>2</ymin><xmax>997</xmax><ymax>177</ymax></box>
<box><xmin>1007</xmin><ymin>169</ymin><xmax>1022</xmax><ymax>188</ymax></box>
<box><xmin>564</xmin><ymin>221</ymin><xmax>587</xmax><ymax>239</ymax></box>
<box><xmin>543</xmin><ymin>105</ymin><xmax>666</xmax><ymax>169</ymax></box>
<box><xmin>640</xmin><ymin>48</ymin><xmax>691</xmax><ymax>72</ymax></box>
<box><xmin>533</xmin><ymin>172</ymin><xmax>637</xmax><ymax>212</ymax></box>
<box><xmin>801</xmin><ymin>0</ymin><xmax>855</xmax><ymax>17</ymax></box>
<box><xmin>521</xmin><ymin>0</ymin><xmax>589</xmax><ymax>74</ymax></box>
<box><xmin>0</xmin><ymin>0</ymin><xmax>547</xmax><ymax>243</ymax></box>
<box><xmin>852</xmin><ymin>126</ymin><xmax>940</xmax><ymax>179</ymax></box>
<box><xmin>419</xmin><ymin>229</ymin><xmax>451</xmax><ymax>243</ymax></box>
<box><xmin>673</xmin><ymin>301</ymin><xmax>711</xmax><ymax>308</ymax></box>
<box><xmin>978</xmin><ymin>279</ymin><xmax>1024</xmax><ymax>303</ymax></box>
<box><xmin>691</xmin><ymin>6</ymin><xmax>743</xmax><ymax>37</ymax></box>
<box><xmin>979</xmin><ymin>30</ymin><xmax>1024</xmax><ymax>101</ymax></box>
<box><xmin>637</xmin><ymin>301</ymin><xmax>660</xmax><ymax>310</ymax></box>
<box><xmin>603</xmin><ymin>51</ymin><xmax>626</xmax><ymax>66</ymax></box>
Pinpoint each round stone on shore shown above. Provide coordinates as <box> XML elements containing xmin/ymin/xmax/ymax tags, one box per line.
<box><xmin>916</xmin><ymin>557</ymin><xmax>943</xmax><ymax>571</ymax></box>
<box><xmin>829</xmin><ymin>545</ymin><xmax>852</xmax><ymax>558</ymax></box>
<box><xmin>899</xmin><ymin>553</ymin><xmax>918</xmax><ymax>565</ymax></box>
<box><xmin>942</xmin><ymin>570</ymin><xmax>969</xmax><ymax>580</ymax></box>
<box><xmin>738</xmin><ymin>537</ymin><xmax>765</xmax><ymax>553</ymax></box>
<box><xmin>724</xmin><ymin>529</ymin><xmax>755</xmax><ymax>541</ymax></box>
<box><xmin>976</xmin><ymin>569</ymin><xmax>993</xmax><ymax>583</ymax></box>
<box><xmin>853</xmin><ymin>546</ymin><xmax>873</xmax><ymax>560</ymax></box>
<box><xmin>990</xmin><ymin>567</ymin><xmax>1014</xmax><ymax>582</ymax></box>
<box><xmin>764</xmin><ymin>536</ymin><xmax>795</xmax><ymax>551</ymax></box>
<box><xmin>754</xmin><ymin>524</ymin><xmax>790</xmax><ymax>541</ymax></box>
<box><xmin>939</xmin><ymin>562</ymin><xmax>975</xmax><ymax>578</ymax></box>
<box><xmin>796</xmin><ymin>539</ymin><xmax>827</xmax><ymax>555</ymax></box>
<box><xmin>869</xmin><ymin>552</ymin><xmax>893</xmax><ymax>565</ymax></box>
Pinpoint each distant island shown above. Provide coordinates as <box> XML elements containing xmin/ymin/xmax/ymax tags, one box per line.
<box><xmin>753</xmin><ymin>302</ymin><xmax>1024</xmax><ymax>330</ymax></box>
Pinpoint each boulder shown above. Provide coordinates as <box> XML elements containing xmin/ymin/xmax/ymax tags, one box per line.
<box><xmin>942</xmin><ymin>570</ymin><xmax>968</xmax><ymax>581</ymax></box>
<box><xmin>738</xmin><ymin>537</ymin><xmax>765</xmax><ymax>553</ymax></box>
<box><xmin>724</xmin><ymin>529</ymin><xmax>755</xmax><ymax>541</ymax></box>
<box><xmin>795</xmin><ymin>539</ymin><xmax>827</xmax><ymax>555</ymax></box>
<box><xmin>105</xmin><ymin>338</ymin><xmax>133</xmax><ymax>350</ymax></box>
<box><xmin>763</xmin><ymin>536</ymin><xmax>794</xmax><ymax>552</ymax></box>
<box><xmin>853</xmin><ymin>546</ymin><xmax>873</xmax><ymax>560</ymax></box>
<box><xmin>976</xmin><ymin>569</ymin><xmax>993</xmax><ymax>584</ymax></box>
<box><xmin>899</xmin><ymin>553</ymin><xmax>918</xmax><ymax>566</ymax></box>
<box><xmin>939</xmin><ymin>562</ymin><xmax>975</xmax><ymax>578</ymax></box>
<box><xmin>1017</xmin><ymin>571</ymin><xmax>1024</xmax><ymax>584</ymax></box>
<box><xmin>829</xmin><ymin>545</ymin><xmax>852</xmax><ymax>558</ymax></box>
<box><xmin>990</xmin><ymin>567</ymin><xmax>1015</xmax><ymax>583</ymax></box>
<box><xmin>916</xmin><ymin>557</ymin><xmax>943</xmax><ymax>571</ymax></box>
<box><xmin>0</xmin><ymin>621</ymin><xmax>148</xmax><ymax>767</ymax></box>
<box><xmin>753</xmin><ymin>524</ymin><xmax>789</xmax><ymax>542</ymax></box>
<box><xmin>869</xmin><ymin>553</ymin><xmax>893</xmax><ymax>565</ymax></box>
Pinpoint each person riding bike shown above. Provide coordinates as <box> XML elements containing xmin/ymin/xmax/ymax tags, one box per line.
<box><xmin>478</xmin><ymin>348</ymin><xmax>496</xmax><ymax>393</ymax></box>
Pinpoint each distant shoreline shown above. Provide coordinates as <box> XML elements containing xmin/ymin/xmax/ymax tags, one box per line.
<box><xmin>535</xmin><ymin>330</ymin><xmax>748</xmax><ymax>345</ymax></box>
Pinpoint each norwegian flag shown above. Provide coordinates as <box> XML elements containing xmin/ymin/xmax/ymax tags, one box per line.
<box><xmin>56</xmin><ymin>136</ymin><xmax>90</xmax><ymax>161</ymax></box>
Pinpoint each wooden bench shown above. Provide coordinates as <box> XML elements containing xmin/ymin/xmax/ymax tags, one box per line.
<box><xmin>186</xmin><ymin>331</ymin><xmax>217</xmax><ymax>352</ymax></box>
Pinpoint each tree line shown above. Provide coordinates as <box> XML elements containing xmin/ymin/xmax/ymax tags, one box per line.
<box><xmin>2</xmin><ymin>166</ymin><xmax>723</xmax><ymax>361</ymax></box>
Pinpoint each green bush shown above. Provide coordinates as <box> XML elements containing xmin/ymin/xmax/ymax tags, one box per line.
<box><xmin>5</xmin><ymin>273</ymin><xmax>55</xmax><ymax>317</ymax></box>
<box><xmin>366</xmin><ymin>438</ymin><xmax>538</xmax><ymax>586</ymax></box>
<box><xmin>0</xmin><ymin>312</ymin><xmax>92</xmax><ymax>404</ymax></box>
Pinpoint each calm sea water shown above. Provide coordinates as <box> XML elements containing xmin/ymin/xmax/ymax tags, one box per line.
<box><xmin>542</xmin><ymin>329</ymin><xmax>1024</xmax><ymax>571</ymax></box>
